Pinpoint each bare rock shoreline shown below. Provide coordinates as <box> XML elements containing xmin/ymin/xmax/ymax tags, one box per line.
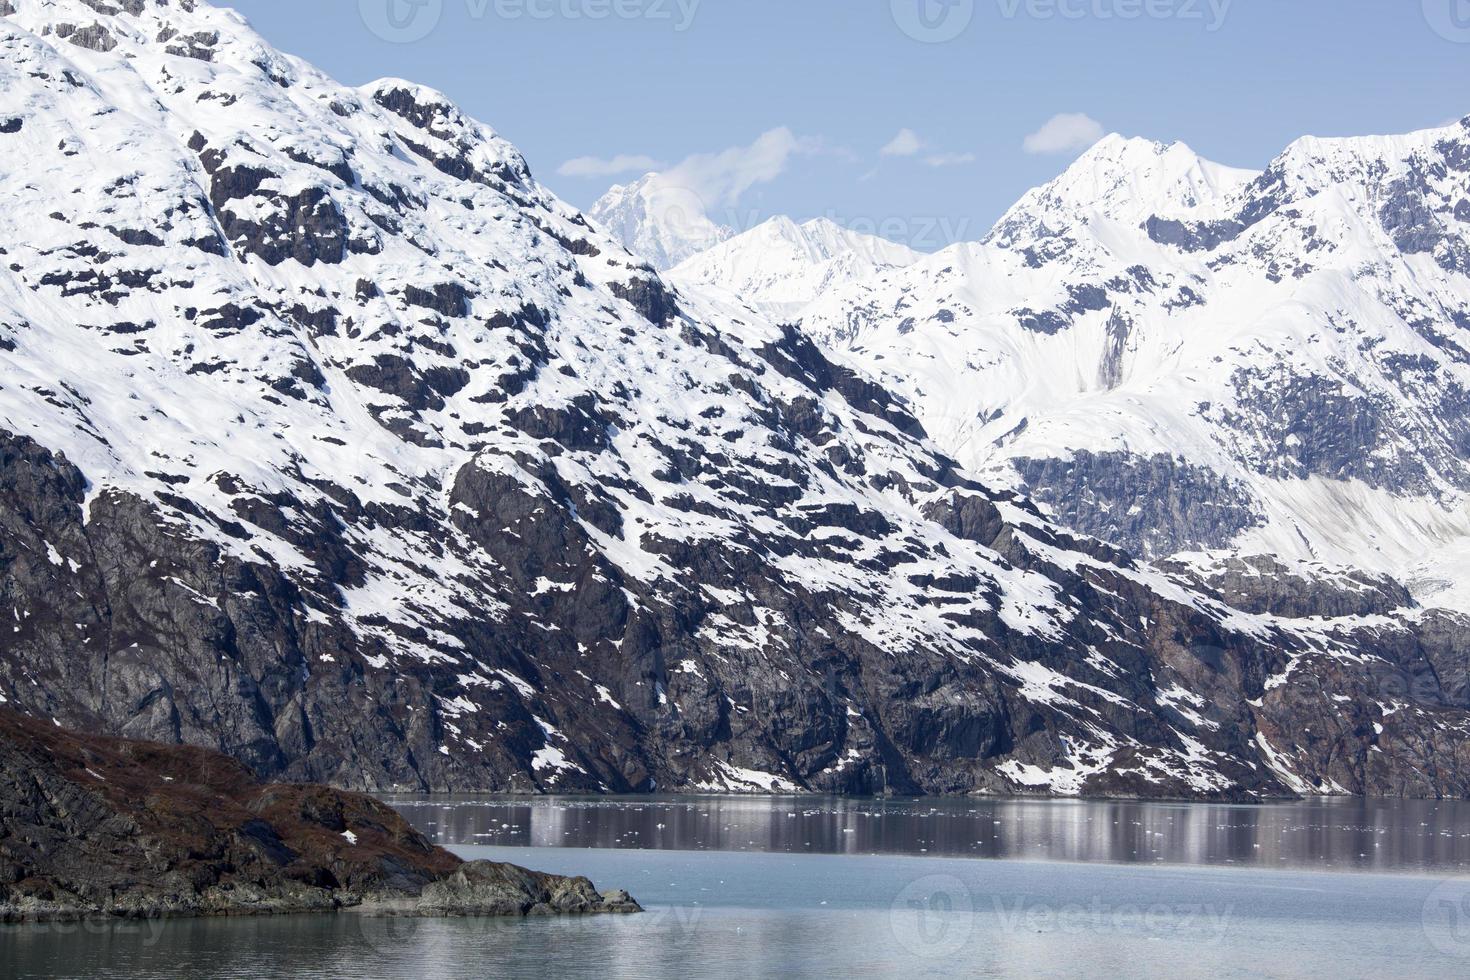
<box><xmin>0</xmin><ymin>710</ymin><xmax>639</xmax><ymax>923</ymax></box>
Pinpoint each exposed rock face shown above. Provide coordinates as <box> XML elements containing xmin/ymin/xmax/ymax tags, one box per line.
<box><xmin>393</xmin><ymin>863</ymin><xmax>639</xmax><ymax>919</ymax></box>
<box><xmin>1164</xmin><ymin>555</ymin><xmax>1414</xmax><ymax>621</ymax></box>
<box><xmin>1</xmin><ymin>0</ymin><xmax>1470</xmax><ymax>804</ymax></box>
<box><xmin>0</xmin><ymin>710</ymin><xmax>640</xmax><ymax>922</ymax></box>
<box><xmin>1012</xmin><ymin>451</ymin><xmax>1264</xmax><ymax>558</ymax></box>
<box><xmin>7</xmin><ymin>415</ymin><xmax>1470</xmax><ymax>802</ymax></box>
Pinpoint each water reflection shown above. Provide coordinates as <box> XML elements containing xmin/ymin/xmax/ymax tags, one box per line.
<box><xmin>384</xmin><ymin>794</ymin><xmax>1470</xmax><ymax>875</ymax></box>
<box><xmin>7</xmin><ymin>859</ymin><xmax>1459</xmax><ymax>980</ymax></box>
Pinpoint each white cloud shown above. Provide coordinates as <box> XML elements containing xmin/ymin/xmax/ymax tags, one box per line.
<box><xmin>664</xmin><ymin>127</ymin><xmax>807</xmax><ymax>208</ymax></box>
<box><xmin>879</xmin><ymin>130</ymin><xmax>973</xmax><ymax>168</ymax></box>
<box><xmin>925</xmin><ymin>152</ymin><xmax>976</xmax><ymax>168</ymax></box>
<box><xmin>557</xmin><ymin>154</ymin><xmax>665</xmax><ymax>178</ymax></box>
<box><xmin>1023</xmin><ymin>113</ymin><xmax>1107</xmax><ymax>155</ymax></box>
<box><xmin>880</xmin><ymin>128</ymin><xmax>925</xmax><ymax>157</ymax></box>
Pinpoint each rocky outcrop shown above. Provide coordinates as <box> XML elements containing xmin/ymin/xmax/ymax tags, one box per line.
<box><xmin>0</xmin><ymin>710</ymin><xmax>639</xmax><ymax>923</ymax></box>
<box><xmin>1164</xmin><ymin>555</ymin><xmax>1415</xmax><ymax>620</ymax></box>
<box><xmin>1012</xmin><ymin>451</ymin><xmax>1264</xmax><ymax>558</ymax></box>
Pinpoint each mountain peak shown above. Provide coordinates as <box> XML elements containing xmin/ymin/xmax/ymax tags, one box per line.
<box><xmin>668</xmin><ymin>214</ymin><xmax>920</xmax><ymax>321</ymax></box>
<box><xmin>986</xmin><ymin>133</ymin><xmax>1256</xmax><ymax>246</ymax></box>
<box><xmin>589</xmin><ymin>172</ymin><xmax>732</xmax><ymax>270</ymax></box>
<box><xmin>1078</xmin><ymin>132</ymin><xmax>1173</xmax><ymax>159</ymax></box>
<box><xmin>599</xmin><ymin>171</ymin><xmax>662</xmax><ymax>200</ymax></box>
<box><xmin>1240</xmin><ymin>114</ymin><xmax>1470</xmax><ymax>225</ymax></box>
<box><xmin>1070</xmin><ymin>134</ymin><xmax>1224</xmax><ymax>177</ymax></box>
<box><xmin>1050</xmin><ymin>134</ymin><xmax>1247</xmax><ymax>207</ymax></box>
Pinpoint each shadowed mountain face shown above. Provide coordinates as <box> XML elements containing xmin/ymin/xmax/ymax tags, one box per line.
<box><xmin>3</xmin><ymin>0</ymin><xmax>1470</xmax><ymax>802</ymax></box>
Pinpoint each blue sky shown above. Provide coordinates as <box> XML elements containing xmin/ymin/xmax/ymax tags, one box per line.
<box><xmin>227</xmin><ymin>0</ymin><xmax>1470</xmax><ymax>249</ymax></box>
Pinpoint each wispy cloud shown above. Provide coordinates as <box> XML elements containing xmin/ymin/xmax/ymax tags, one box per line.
<box><xmin>1023</xmin><ymin>113</ymin><xmax>1106</xmax><ymax>155</ymax></box>
<box><xmin>880</xmin><ymin>129</ymin><xmax>973</xmax><ymax>169</ymax></box>
<box><xmin>664</xmin><ymin>127</ymin><xmax>810</xmax><ymax>208</ymax></box>
<box><xmin>880</xmin><ymin>128</ymin><xmax>925</xmax><ymax>157</ymax></box>
<box><xmin>557</xmin><ymin>154</ymin><xmax>665</xmax><ymax>178</ymax></box>
<box><xmin>925</xmin><ymin>152</ymin><xmax>976</xmax><ymax>168</ymax></box>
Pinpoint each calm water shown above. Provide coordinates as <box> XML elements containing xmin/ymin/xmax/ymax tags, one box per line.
<box><xmin>7</xmin><ymin>796</ymin><xmax>1470</xmax><ymax>978</ymax></box>
<box><xmin>386</xmin><ymin>794</ymin><xmax>1470</xmax><ymax>875</ymax></box>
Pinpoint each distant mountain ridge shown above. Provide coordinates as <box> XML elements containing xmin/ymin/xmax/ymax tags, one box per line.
<box><xmin>668</xmin><ymin>215</ymin><xmax>922</xmax><ymax>322</ymax></box>
<box><xmin>659</xmin><ymin>123</ymin><xmax>1470</xmax><ymax>613</ymax></box>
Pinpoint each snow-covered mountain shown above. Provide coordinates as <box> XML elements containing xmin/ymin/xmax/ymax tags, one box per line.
<box><xmin>757</xmin><ymin>128</ymin><xmax>1470</xmax><ymax>612</ymax></box>
<box><xmin>668</xmin><ymin>216</ymin><xmax>921</xmax><ymax>323</ymax></box>
<box><xmin>3</xmin><ymin>0</ymin><xmax>1470</xmax><ymax>801</ymax></box>
<box><xmin>588</xmin><ymin>172</ymin><xmax>731</xmax><ymax>270</ymax></box>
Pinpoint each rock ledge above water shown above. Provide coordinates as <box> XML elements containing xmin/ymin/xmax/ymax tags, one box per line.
<box><xmin>0</xmin><ymin>710</ymin><xmax>640</xmax><ymax>923</ymax></box>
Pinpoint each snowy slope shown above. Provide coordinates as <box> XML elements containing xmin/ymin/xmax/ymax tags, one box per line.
<box><xmin>668</xmin><ymin>216</ymin><xmax>921</xmax><ymax>323</ymax></box>
<box><xmin>1</xmin><ymin>0</ymin><xmax>1468</xmax><ymax>801</ymax></box>
<box><xmin>587</xmin><ymin>172</ymin><xmax>731</xmax><ymax>270</ymax></box>
<box><xmin>781</xmin><ymin>128</ymin><xmax>1470</xmax><ymax>611</ymax></box>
